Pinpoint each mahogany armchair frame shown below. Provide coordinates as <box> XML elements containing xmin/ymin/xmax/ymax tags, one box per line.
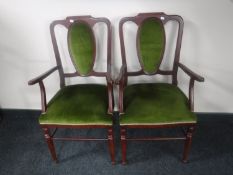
<box><xmin>28</xmin><ymin>16</ymin><xmax>115</xmax><ymax>164</ymax></box>
<box><xmin>116</xmin><ymin>12</ymin><xmax>204</xmax><ymax>164</ymax></box>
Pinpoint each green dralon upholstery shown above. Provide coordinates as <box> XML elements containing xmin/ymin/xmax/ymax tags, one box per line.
<box><xmin>139</xmin><ymin>18</ymin><xmax>165</xmax><ymax>73</ymax></box>
<box><xmin>39</xmin><ymin>85</ymin><xmax>112</xmax><ymax>125</ymax></box>
<box><xmin>121</xmin><ymin>83</ymin><xmax>196</xmax><ymax>125</ymax></box>
<box><xmin>68</xmin><ymin>22</ymin><xmax>94</xmax><ymax>75</ymax></box>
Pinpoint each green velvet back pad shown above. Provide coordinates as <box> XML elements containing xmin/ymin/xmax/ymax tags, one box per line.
<box><xmin>138</xmin><ymin>18</ymin><xmax>165</xmax><ymax>73</ymax></box>
<box><xmin>68</xmin><ymin>22</ymin><xmax>94</xmax><ymax>75</ymax></box>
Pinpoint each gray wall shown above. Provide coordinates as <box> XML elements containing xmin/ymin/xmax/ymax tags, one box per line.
<box><xmin>0</xmin><ymin>0</ymin><xmax>233</xmax><ymax>112</ymax></box>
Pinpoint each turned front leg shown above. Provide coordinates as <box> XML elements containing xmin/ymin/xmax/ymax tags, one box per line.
<box><xmin>42</xmin><ymin>127</ymin><xmax>58</xmax><ymax>163</ymax></box>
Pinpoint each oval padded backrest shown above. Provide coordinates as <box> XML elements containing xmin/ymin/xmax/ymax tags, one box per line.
<box><xmin>68</xmin><ymin>22</ymin><xmax>95</xmax><ymax>75</ymax></box>
<box><xmin>138</xmin><ymin>18</ymin><xmax>165</xmax><ymax>74</ymax></box>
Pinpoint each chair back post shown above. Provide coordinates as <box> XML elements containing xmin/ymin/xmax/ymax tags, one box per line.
<box><xmin>50</xmin><ymin>21</ymin><xmax>66</xmax><ymax>88</ymax></box>
<box><xmin>119</xmin><ymin>17</ymin><xmax>130</xmax><ymax>87</ymax></box>
<box><xmin>105</xmin><ymin>18</ymin><xmax>112</xmax><ymax>83</ymax></box>
<box><xmin>170</xmin><ymin>15</ymin><xmax>184</xmax><ymax>86</ymax></box>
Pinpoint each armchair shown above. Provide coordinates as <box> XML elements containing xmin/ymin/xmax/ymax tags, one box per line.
<box><xmin>117</xmin><ymin>12</ymin><xmax>204</xmax><ymax>164</ymax></box>
<box><xmin>28</xmin><ymin>16</ymin><xmax>115</xmax><ymax>164</ymax></box>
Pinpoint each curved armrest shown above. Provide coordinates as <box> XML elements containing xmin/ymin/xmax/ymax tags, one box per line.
<box><xmin>178</xmin><ymin>63</ymin><xmax>204</xmax><ymax>82</ymax></box>
<box><xmin>178</xmin><ymin>63</ymin><xmax>204</xmax><ymax>111</ymax></box>
<box><xmin>114</xmin><ymin>65</ymin><xmax>127</xmax><ymax>85</ymax></box>
<box><xmin>28</xmin><ymin>66</ymin><xmax>59</xmax><ymax>113</ymax></box>
<box><xmin>28</xmin><ymin>66</ymin><xmax>59</xmax><ymax>85</ymax></box>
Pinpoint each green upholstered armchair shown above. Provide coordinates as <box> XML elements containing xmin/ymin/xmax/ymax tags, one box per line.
<box><xmin>28</xmin><ymin>16</ymin><xmax>115</xmax><ymax>164</ymax></box>
<box><xmin>116</xmin><ymin>13</ymin><xmax>204</xmax><ymax>164</ymax></box>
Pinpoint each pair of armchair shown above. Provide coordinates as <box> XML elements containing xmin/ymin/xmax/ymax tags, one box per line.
<box><xmin>28</xmin><ymin>13</ymin><xmax>204</xmax><ymax>165</ymax></box>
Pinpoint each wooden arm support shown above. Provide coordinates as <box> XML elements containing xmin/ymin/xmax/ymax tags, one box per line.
<box><xmin>28</xmin><ymin>66</ymin><xmax>59</xmax><ymax>85</ymax></box>
<box><xmin>178</xmin><ymin>63</ymin><xmax>204</xmax><ymax>82</ymax></box>
<box><xmin>178</xmin><ymin>63</ymin><xmax>204</xmax><ymax>111</ymax></box>
<box><xmin>28</xmin><ymin>66</ymin><xmax>59</xmax><ymax>113</ymax></box>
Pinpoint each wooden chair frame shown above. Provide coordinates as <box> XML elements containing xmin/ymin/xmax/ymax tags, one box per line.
<box><xmin>116</xmin><ymin>12</ymin><xmax>204</xmax><ymax>164</ymax></box>
<box><xmin>28</xmin><ymin>16</ymin><xmax>115</xmax><ymax>164</ymax></box>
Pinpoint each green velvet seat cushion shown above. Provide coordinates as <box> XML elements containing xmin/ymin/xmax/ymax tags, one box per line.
<box><xmin>39</xmin><ymin>85</ymin><xmax>112</xmax><ymax>125</ymax></box>
<box><xmin>121</xmin><ymin>83</ymin><xmax>196</xmax><ymax>125</ymax></box>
